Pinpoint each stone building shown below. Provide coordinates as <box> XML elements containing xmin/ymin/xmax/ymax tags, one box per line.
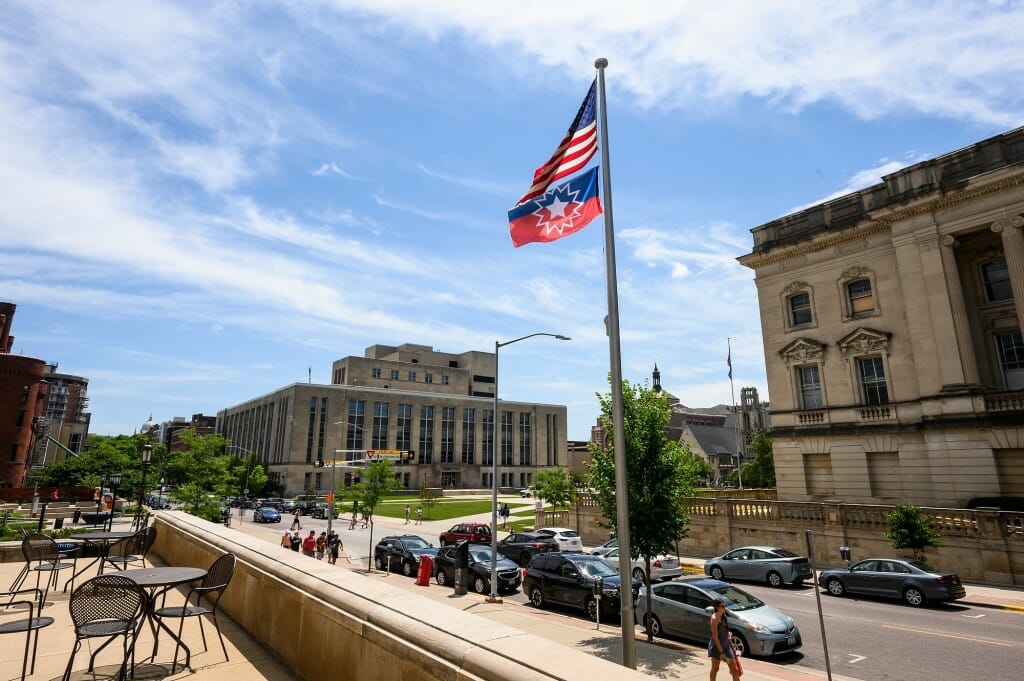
<box><xmin>0</xmin><ymin>302</ymin><xmax>49</xmax><ymax>487</ymax></box>
<box><xmin>738</xmin><ymin>127</ymin><xmax>1024</xmax><ymax>507</ymax></box>
<box><xmin>217</xmin><ymin>343</ymin><xmax>568</xmax><ymax>497</ymax></box>
<box><xmin>34</xmin><ymin>363</ymin><xmax>91</xmax><ymax>465</ymax></box>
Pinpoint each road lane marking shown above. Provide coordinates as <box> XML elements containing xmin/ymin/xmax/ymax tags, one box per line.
<box><xmin>881</xmin><ymin>623</ymin><xmax>1014</xmax><ymax>646</ymax></box>
<box><xmin>847</xmin><ymin>654</ymin><xmax>866</xmax><ymax>664</ymax></box>
<box><xmin>962</xmin><ymin>613</ymin><xmax>986</xmax><ymax>619</ymax></box>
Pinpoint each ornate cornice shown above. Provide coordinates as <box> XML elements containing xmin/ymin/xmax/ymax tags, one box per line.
<box><xmin>837</xmin><ymin>327</ymin><xmax>891</xmax><ymax>359</ymax></box>
<box><xmin>779</xmin><ymin>337</ymin><xmax>826</xmax><ymax>364</ymax></box>
<box><xmin>781</xmin><ymin>280</ymin><xmax>810</xmax><ymax>296</ymax></box>
<box><xmin>991</xmin><ymin>215</ymin><xmax>1024</xmax><ymax>233</ymax></box>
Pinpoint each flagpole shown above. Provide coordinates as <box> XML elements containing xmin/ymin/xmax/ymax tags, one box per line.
<box><xmin>594</xmin><ymin>57</ymin><xmax>636</xmax><ymax>670</ymax></box>
<box><xmin>729</xmin><ymin>337</ymin><xmax>744</xmax><ymax>489</ymax></box>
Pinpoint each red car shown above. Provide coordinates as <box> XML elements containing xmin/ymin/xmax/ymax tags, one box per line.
<box><xmin>439</xmin><ymin>522</ymin><xmax>492</xmax><ymax>546</ymax></box>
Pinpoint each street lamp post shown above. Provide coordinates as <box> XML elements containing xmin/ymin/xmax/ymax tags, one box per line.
<box><xmin>489</xmin><ymin>332</ymin><xmax>570</xmax><ymax>604</ymax></box>
<box><xmin>134</xmin><ymin>444</ymin><xmax>152</xmax><ymax>530</ymax></box>
<box><xmin>103</xmin><ymin>472</ymin><xmax>123</xmax><ymax>531</ymax></box>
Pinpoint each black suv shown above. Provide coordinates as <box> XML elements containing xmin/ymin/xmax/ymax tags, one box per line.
<box><xmin>523</xmin><ymin>553</ymin><xmax>641</xmax><ymax>621</ymax></box>
<box><xmin>433</xmin><ymin>544</ymin><xmax>522</xmax><ymax>594</ymax></box>
<box><xmin>373</xmin><ymin>535</ymin><xmax>438</xmax><ymax>577</ymax></box>
<box><xmin>310</xmin><ymin>503</ymin><xmax>338</xmax><ymax>519</ymax></box>
<box><xmin>497</xmin><ymin>531</ymin><xmax>559</xmax><ymax>566</ymax></box>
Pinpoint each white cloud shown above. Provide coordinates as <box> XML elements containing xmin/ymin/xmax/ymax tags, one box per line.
<box><xmin>312</xmin><ymin>162</ymin><xmax>357</xmax><ymax>179</ymax></box>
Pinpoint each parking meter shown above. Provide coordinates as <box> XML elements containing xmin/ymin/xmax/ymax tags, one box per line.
<box><xmin>454</xmin><ymin>540</ymin><xmax>470</xmax><ymax>595</ymax></box>
<box><xmin>839</xmin><ymin>546</ymin><xmax>851</xmax><ymax>566</ymax></box>
<box><xmin>592</xmin><ymin>577</ymin><xmax>603</xmax><ymax>629</ymax></box>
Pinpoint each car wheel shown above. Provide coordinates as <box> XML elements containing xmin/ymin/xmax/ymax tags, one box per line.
<box><xmin>728</xmin><ymin>630</ymin><xmax>747</xmax><ymax>657</ymax></box>
<box><xmin>374</xmin><ymin>556</ymin><xmax>384</xmax><ymax>571</ymax></box>
<box><xmin>473</xmin><ymin>575</ymin><xmax>488</xmax><ymax>594</ymax></box>
<box><xmin>520</xmin><ymin>552</ymin><xmax>532</xmax><ymax>567</ymax></box>
<box><xmin>529</xmin><ymin>585</ymin><xmax>546</xmax><ymax>608</ymax></box>
<box><xmin>632</xmin><ymin>567</ymin><xmax>647</xmax><ymax>583</ymax></box>
<box><xmin>903</xmin><ymin>587</ymin><xmax>926</xmax><ymax>607</ymax></box>
<box><xmin>402</xmin><ymin>561</ymin><xmax>416</xmax><ymax>577</ymax></box>
<box><xmin>710</xmin><ymin>565</ymin><xmax>725</xmax><ymax>580</ymax></box>
<box><xmin>766</xmin><ymin>571</ymin><xmax>784</xmax><ymax>588</ymax></box>
<box><xmin>435</xmin><ymin>569</ymin><xmax>448</xmax><ymax>586</ymax></box>
<box><xmin>825</xmin><ymin>577</ymin><xmax>845</xmax><ymax>597</ymax></box>
<box><xmin>584</xmin><ymin>597</ymin><xmax>599</xmax><ymax>621</ymax></box>
<box><xmin>646</xmin><ymin>614</ymin><xmax>663</xmax><ymax>637</ymax></box>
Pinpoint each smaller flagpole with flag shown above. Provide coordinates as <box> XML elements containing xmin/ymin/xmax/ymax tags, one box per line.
<box><xmin>728</xmin><ymin>338</ymin><xmax>743</xmax><ymax>489</ymax></box>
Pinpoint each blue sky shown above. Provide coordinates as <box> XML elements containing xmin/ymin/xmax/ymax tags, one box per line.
<box><xmin>2</xmin><ymin>1</ymin><xmax>1022</xmax><ymax>438</ymax></box>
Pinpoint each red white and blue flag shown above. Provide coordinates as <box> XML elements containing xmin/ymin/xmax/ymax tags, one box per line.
<box><xmin>515</xmin><ymin>81</ymin><xmax>598</xmax><ymax>206</ymax></box>
<box><xmin>508</xmin><ymin>166</ymin><xmax>602</xmax><ymax>247</ymax></box>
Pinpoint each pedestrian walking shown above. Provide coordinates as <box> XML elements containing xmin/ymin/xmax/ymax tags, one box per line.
<box><xmin>290</xmin><ymin>508</ymin><xmax>302</xmax><ymax>531</ymax></box>
<box><xmin>349</xmin><ymin>508</ymin><xmax>357</xmax><ymax>530</ymax></box>
<box><xmin>289</xmin><ymin>531</ymin><xmax>302</xmax><ymax>552</ymax></box>
<box><xmin>327</xmin><ymin>531</ymin><xmax>341</xmax><ymax>565</ymax></box>
<box><xmin>280</xmin><ymin>530</ymin><xmax>291</xmax><ymax>549</ymax></box>
<box><xmin>404</xmin><ymin>505</ymin><xmax>411</xmax><ymax>524</ymax></box>
<box><xmin>415</xmin><ymin>506</ymin><xmax>422</xmax><ymax>525</ymax></box>
<box><xmin>302</xmin><ymin>530</ymin><xmax>317</xmax><ymax>557</ymax></box>
<box><xmin>708</xmin><ymin>599</ymin><xmax>740</xmax><ymax>681</ymax></box>
<box><xmin>501</xmin><ymin>503</ymin><xmax>510</xmax><ymax>528</ymax></box>
<box><xmin>315</xmin><ymin>531</ymin><xmax>327</xmax><ymax>560</ymax></box>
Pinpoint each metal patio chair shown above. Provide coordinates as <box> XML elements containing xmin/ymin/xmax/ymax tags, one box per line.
<box><xmin>105</xmin><ymin>526</ymin><xmax>157</xmax><ymax>571</ymax></box>
<box><xmin>10</xmin><ymin>533</ymin><xmax>76</xmax><ymax>602</ymax></box>
<box><xmin>153</xmin><ymin>553</ymin><xmax>237</xmax><ymax>672</ymax></box>
<box><xmin>1</xmin><ymin>587</ymin><xmax>54</xmax><ymax>681</ymax></box>
<box><xmin>62</xmin><ymin>575</ymin><xmax>146</xmax><ymax>681</ymax></box>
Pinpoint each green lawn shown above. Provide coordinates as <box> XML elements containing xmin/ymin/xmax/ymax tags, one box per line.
<box><xmin>366</xmin><ymin>498</ymin><xmax>533</xmax><ymax>522</ymax></box>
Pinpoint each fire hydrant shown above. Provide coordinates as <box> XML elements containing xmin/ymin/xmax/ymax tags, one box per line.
<box><xmin>416</xmin><ymin>555</ymin><xmax>433</xmax><ymax>586</ymax></box>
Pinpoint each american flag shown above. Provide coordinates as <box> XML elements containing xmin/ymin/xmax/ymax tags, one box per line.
<box><xmin>516</xmin><ymin>81</ymin><xmax>598</xmax><ymax>206</ymax></box>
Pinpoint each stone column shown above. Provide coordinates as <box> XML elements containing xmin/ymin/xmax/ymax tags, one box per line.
<box><xmin>991</xmin><ymin>215</ymin><xmax>1024</xmax><ymax>326</ymax></box>
<box><xmin>940</xmin><ymin>235</ymin><xmax>980</xmax><ymax>385</ymax></box>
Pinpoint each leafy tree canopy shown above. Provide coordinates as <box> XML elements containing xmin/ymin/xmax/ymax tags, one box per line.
<box><xmin>738</xmin><ymin>432</ymin><xmax>776</xmax><ymax>488</ymax></box>
<box><xmin>534</xmin><ymin>466</ymin><xmax>576</xmax><ymax>510</ymax></box>
<box><xmin>884</xmin><ymin>504</ymin><xmax>942</xmax><ymax>560</ymax></box>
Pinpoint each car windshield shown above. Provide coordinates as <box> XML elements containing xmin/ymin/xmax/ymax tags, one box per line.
<box><xmin>711</xmin><ymin>584</ymin><xmax>765</xmax><ymax>611</ymax></box>
<box><xmin>469</xmin><ymin>547</ymin><xmax>495</xmax><ymax>562</ymax></box>
<box><xmin>402</xmin><ymin>538</ymin><xmax>431</xmax><ymax>550</ymax></box>
<box><xmin>577</xmin><ymin>559</ymin><xmax>618</xmax><ymax>578</ymax></box>
<box><xmin>771</xmin><ymin>548</ymin><xmax>799</xmax><ymax>558</ymax></box>
<box><xmin>907</xmin><ymin>560</ymin><xmax>937</xmax><ymax>572</ymax></box>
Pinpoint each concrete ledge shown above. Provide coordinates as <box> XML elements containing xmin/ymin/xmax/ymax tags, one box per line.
<box><xmin>152</xmin><ymin>512</ymin><xmax>649</xmax><ymax>681</ymax></box>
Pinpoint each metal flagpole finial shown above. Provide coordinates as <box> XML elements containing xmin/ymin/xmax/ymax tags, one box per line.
<box><xmin>595</xmin><ymin>58</ymin><xmax>608</xmax><ymax>69</ymax></box>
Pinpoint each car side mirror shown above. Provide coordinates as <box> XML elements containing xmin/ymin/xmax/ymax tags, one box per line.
<box><xmin>567</xmin><ymin>570</ymin><xmax>579</xmax><ymax>580</ymax></box>
<box><xmin>705</xmin><ymin>606</ymin><xmax>715</xmax><ymax>615</ymax></box>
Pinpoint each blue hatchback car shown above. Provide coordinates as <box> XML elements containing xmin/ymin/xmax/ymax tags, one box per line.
<box><xmin>254</xmin><ymin>506</ymin><xmax>281</xmax><ymax>523</ymax></box>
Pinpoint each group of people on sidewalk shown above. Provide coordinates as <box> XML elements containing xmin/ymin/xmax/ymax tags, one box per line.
<box><xmin>281</xmin><ymin>528</ymin><xmax>344</xmax><ymax>565</ymax></box>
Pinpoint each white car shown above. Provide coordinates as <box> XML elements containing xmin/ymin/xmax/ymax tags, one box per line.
<box><xmin>535</xmin><ymin>527</ymin><xmax>584</xmax><ymax>553</ymax></box>
<box><xmin>604</xmin><ymin>548</ymin><xmax>682</xmax><ymax>583</ymax></box>
<box><xmin>590</xmin><ymin>537</ymin><xmax>618</xmax><ymax>557</ymax></box>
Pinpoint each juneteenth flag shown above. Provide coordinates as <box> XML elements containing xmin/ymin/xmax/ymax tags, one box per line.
<box><xmin>727</xmin><ymin>347</ymin><xmax>733</xmax><ymax>380</ymax></box>
<box><xmin>515</xmin><ymin>81</ymin><xmax>598</xmax><ymax>206</ymax></box>
<box><xmin>508</xmin><ymin>166</ymin><xmax>602</xmax><ymax>247</ymax></box>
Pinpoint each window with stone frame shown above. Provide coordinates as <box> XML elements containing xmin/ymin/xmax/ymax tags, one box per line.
<box><xmin>857</xmin><ymin>356</ymin><xmax>889</xmax><ymax>405</ymax></box>
<box><xmin>788</xmin><ymin>292</ymin><xmax>812</xmax><ymax>326</ymax></box>
<box><xmin>995</xmin><ymin>330</ymin><xmax>1024</xmax><ymax>390</ymax></box>
<box><xmin>796</xmin><ymin>365</ymin><xmax>823</xmax><ymax>409</ymax></box>
<box><xmin>846</xmin><ymin>278</ymin><xmax>875</xmax><ymax>316</ymax></box>
<box><xmin>981</xmin><ymin>256</ymin><xmax>1012</xmax><ymax>303</ymax></box>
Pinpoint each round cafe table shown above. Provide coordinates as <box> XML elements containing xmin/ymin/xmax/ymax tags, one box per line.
<box><xmin>109</xmin><ymin>566</ymin><xmax>207</xmax><ymax>669</ymax></box>
<box><xmin>63</xmin><ymin>531</ymin><xmax>136</xmax><ymax>591</ymax></box>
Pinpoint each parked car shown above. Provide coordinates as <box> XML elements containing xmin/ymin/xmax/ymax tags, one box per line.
<box><xmin>817</xmin><ymin>558</ymin><xmax>966</xmax><ymax>606</ymax></box>
<box><xmin>433</xmin><ymin>544</ymin><xmax>522</xmax><ymax>594</ymax></box>
<box><xmin>311</xmin><ymin>503</ymin><xmax>338</xmax><ymax>519</ymax></box>
<box><xmin>603</xmin><ymin>548</ymin><xmax>681</xmax><ymax>583</ymax></box>
<box><xmin>497</xmin><ymin>531</ymin><xmax>560</xmax><ymax>566</ymax></box>
<box><xmin>590</xmin><ymin>537</ymin><xmax>618</xmax><ymax>557</ymax></box>
<box><xmin>253</xmin><ymin>506</ymin><xmax>282</xmax><ymax>523</ymax></box>
<box><xmin>440</xmin><ymin>522</ymin><xmax>492</xmax><ymax>546</ymax></box>
<box><xmin>279</xmin><ymin>500</ymin><xmax>297</xmax><ymax>513</ymax></box>
<box><xmin>634</xmin><ymin>577</ymin><xmax>802</xmax><ymax>657</ymax></box>
<box><xmin>524</xmin><ymin>553</ymin><xmax>641</xmax><ymax>621</ymax></box>
<box><xmin>374</xmin><ymin>535</ymin><xmax>438</xmax><ymax>577</ymax></box>
<box><xmin>520</xmin><ymin>487</ymin><xmax>537</xmax><ymax>497</ymax></box>
<box><xmin>704</xmin><ymin>546</ymin><xmax>812</xmax><ymax>587</ymax></box>
<box><xmin>534</xmin><ymin>527</ymin><xmax>584</xmax><ymax>553</ymax></box>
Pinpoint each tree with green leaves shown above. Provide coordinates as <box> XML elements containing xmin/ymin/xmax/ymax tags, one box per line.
<box><xmin>350</xmin><ymin>460</ymin><xmax>401</xmax><ymax>570</ymax></box>
<box><xmin>679</xmin><ymin>443</ymin><xmax>714</xmax><ymax>485</ymax></box>
<box><xmin>166</xmin><ymin>429</ymin><xmax>233</xmax><ymax>521</ymax></box>
<box><xmin>736</xmin><ymin>432</ymin><xmax>776</xmax><ymax>488</ymax></box>
<box><xmin>885</xmin><ymin>504</ymin><xmax>942</xmax><ymax>560</ymax></box>
<box><xmin>534</xmin><ymin>466</ymin><xmax>576</xmax><ymax>510</ymax></box>
<box><xmin>587</xmin><ymin>376</ymin><xmax>693</xmax><ymax>641</ymax></box>
<box><xmin>419</xmin><ymin>480</ymin><xmax>437</xmax><ymax>519</ymax></box>
<box><xmin>29</xmin><ymin>433</ymin><xmax>161</xmax><ymax>504</ymax></box>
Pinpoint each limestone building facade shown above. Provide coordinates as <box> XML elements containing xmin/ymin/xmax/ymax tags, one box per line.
<box><xmin>217</xmin><ymin>343</ymin><xmax>568</xmax><ymax>497</ymax></box>
<box><xmin>738</xmin><ymin>127</ymin><xmax>1024</xmax><ymax>507</ymax></box>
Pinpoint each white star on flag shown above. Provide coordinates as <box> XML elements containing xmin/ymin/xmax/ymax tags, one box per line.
<box><xmin>531</xmin><ymin>184</ymin><xmax>584</xmax><ymax>237</ymax></box>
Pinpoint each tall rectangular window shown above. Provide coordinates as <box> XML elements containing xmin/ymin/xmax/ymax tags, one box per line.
<box><xmin>441</xmin><ymin>406</ymin><xmax>455</xmax><ymax>463</ymax></box>
<box><xmin>390</xmin><ymin>369</ymin><xmax>400</xmax><ymax>380</ymax></box>
<box><xmin>317</xmin><ymin>397</ymin><xmax>328</xmax><ymax>461</ymax></box>
<box><xmin>372</xmin><ymin>367</ymin><xmax>382</xmax><ymax>378</ymax></box>
<box><xmin>847</xmin><ymin>279</ymin><xmax>874</xmax><ymax>315</ymax></box>
<box><xmin>346</xmin><ymin>400</ymin><xmax>365</xmax><ymax>460</ymax></box>
<box><xmin>408</xmin><ymin>371</ymin><xmax>417</xmax><ymax>382</ymax></box>
<box><xmin>501</xmin><ymin>411</ymin><xmax>513</xmax><ymax>466</ymax></box>
<box><xmin>372</xmin><ymin>401</ymin><xmax>390</xmax><ymax>449</ymax></box>
<box><xmin>482</xmin><ymin>409</ymin><xmax>494</xmax><ymax>466</ymax></box>
<box><xmin>858</xmin><ymin>357</ymin><xmax>889</xmax><ymax>405</ymax></box>
<box><xmin>789</xmin><ymin>293</ymin><xmax>812</xmax><ymax>326</ymax></box>
<box><xmin>396</xmin><ymin>403</ymin><xmax>412</xmax><ymax>458</ymax></box>
<box><xmin>306</xmin><ymin>397</ymin><xmax>317</xmax><ymax>463</ymax></box>
<box><xmin>982</xmin><ymin>257</ymin><xmax>1012</xmax><ymax>302</ymax></box>
<box><xmin>519</xmin><ymin>413</ymin><xmax>532</xmax><ymax>466</ymax></box>
<box><xmin>996</xmin><ymin>330</ymin><xmax>1024</xmax><ymax>389</ymax></box>
<box><xmin>462</xmin><ymin>408</ymin><xmax>476</xmax><ymax>464</ymax></box>
<box><xmin>796</xmin><ymin>366</ymin><xmax>823</xmax><ymax>409</ymax></box>
<box><xmin>425</xmin><ymin>373</ymin><xmax>433</xmax><ymax>384</ymax></box>
<box><xmin>418</xmin><ymin>405</ymin><xmax>434</xmax><ymax>464</ymax></box>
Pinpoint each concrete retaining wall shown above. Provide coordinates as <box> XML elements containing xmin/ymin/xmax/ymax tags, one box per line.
<box><xmin>151</xmin><ymin>512</ymin><xmax>649</xmax><ymax>681</ymax></box>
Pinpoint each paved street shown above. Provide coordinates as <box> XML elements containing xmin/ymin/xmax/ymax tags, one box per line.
<box><xmin>229</xmin><ymin>498</ymin><xmax>1024</xmax><ymax>681</ymax></box>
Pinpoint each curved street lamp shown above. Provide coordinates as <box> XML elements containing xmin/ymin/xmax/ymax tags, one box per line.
<box><xmin>489</xmin><ymin>332</ymin><xmax>570</xmax><ymax>603</ymax></box>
